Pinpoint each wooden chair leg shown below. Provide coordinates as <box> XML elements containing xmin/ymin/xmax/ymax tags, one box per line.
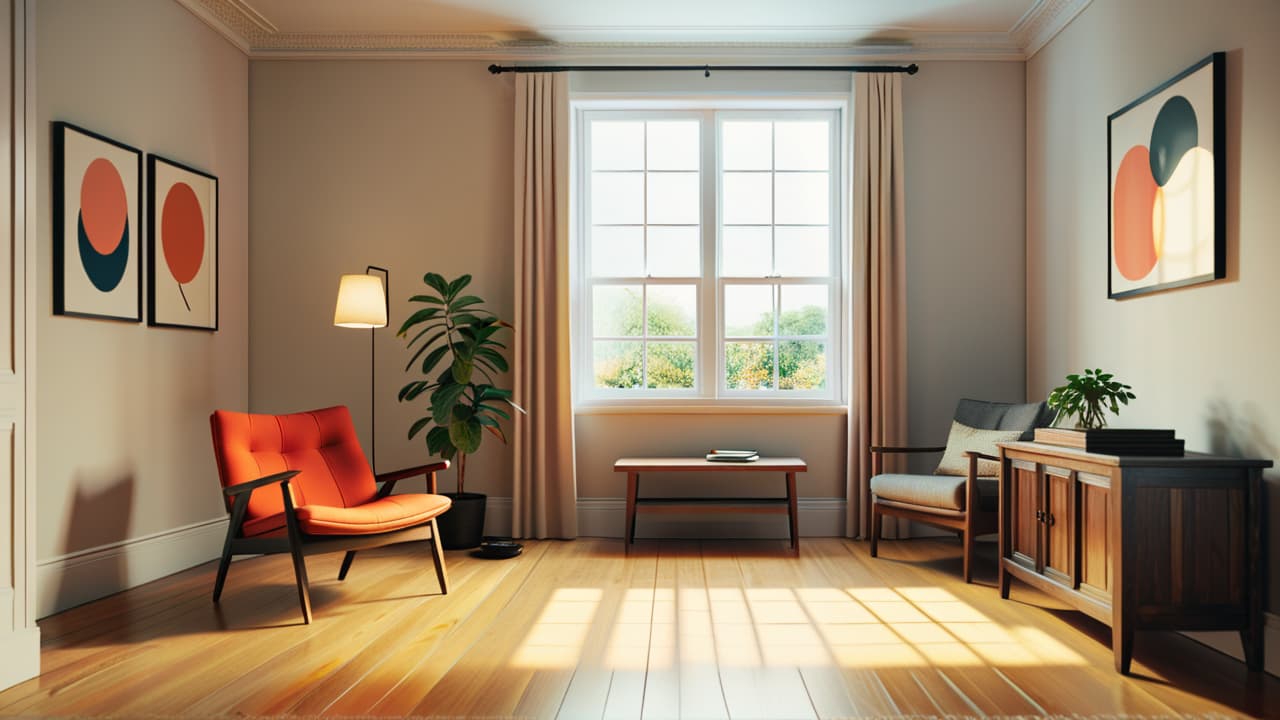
<box><xmin>338</xmin><ymin>551</ymin><xmax>357</xmax><ymax>581</ymax></box>
<box><xmin>429</xmin><ymin>518</ymin><xmax>449</xmax><ymax>594</ymax></box>
<box><xmin>287</xmin><ymin>534</ymin><xmax>312</xmax><ymax>624</ymax></box>
<box><xmin>870</xmin><ymin>503</ymin><xmax>882</xmax><ymax>557</ymax></box>
<box><xmin>962</xmin><ymin>529</ymin><xmax>974</xmax><ymax>584</ymax></box>
<box><xmin>212</xmin><ymin>544</ymin><xmax>234</xmax><ymax>602</ymax></box>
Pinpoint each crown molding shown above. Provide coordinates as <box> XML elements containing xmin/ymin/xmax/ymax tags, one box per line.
<box><xmin>1011</xmin><ymin>0</ymin><xmax>1092</xmax><ymax>58</ymax></box>
<box><xmin>175</xmin><ymin>0</ymin><xmax>1087</xmax><ymax>62</ymax></box>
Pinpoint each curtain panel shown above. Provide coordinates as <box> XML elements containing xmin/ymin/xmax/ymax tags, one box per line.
<box><xmin>846</xmin><ymin>72</ymin><xmax>909</xmax><ymax>539</ymax></box>
<box><xmin>512</xmin><ymin>72</ymin><xmax>578</xmax><ymax>539</ymax></box>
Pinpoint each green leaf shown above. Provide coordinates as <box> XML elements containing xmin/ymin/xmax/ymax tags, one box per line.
<box><xmin>404</xmin><ymin>329</ymin><xmax>450</xmax><ymax>372</ymax></box>
<box><xmin>431</xmin><ymin>383</ymin><xmax>469</xmax><ymax>425</ymax></box>
<box><xmin>398</xmin><ymin>307</ymin><xmax>443</xmax><ymax>336</ymax></box>
<box><xmin>423</xmin><ymin>272</ymin><xmax>450</xmax><ymax>297</ymax></box>
<box><xmin>425</xmin><ymin>426</ymin><xmax>452</xmax><ymax>455</ymax></box>
<box><xmin>407</xmin><ymin>416</ymin><xmax>433</xmax><ymax>440</ymax></box>
<box><xmin>475</xmin><ymin>347</ymin><xmax>509</xmax><ymax>372</ymax></box>
<box><xmin>480</xmin><ymin>386</ymin><xmax>513</xmax><ymax>401</ymax></box>
<box><xmin>415</xmin><ymin>343</ymin><xmax>451</xmax><ymax>376</ymax></box>
<box><xmin>451</xmin><ymin>355</ymin><xmax>475</xmax><ymax>384</ymax></box>
<box><xmin>446</xmin><ymin>274</ymin><xmax>473</xmax><ymax>301</ymax></box>
<box><xmin>408</xmin><ymin>295</ymin><xmax>445</xmax><ymax>304</ymax></box>
<box><xmin>448</xmin><ymin>295</ymin><xmax>484</xmax><ymax>312</ymax></box>
<box><xmin>449</xmin><ymin>417</ymin><xmax>483</xmax><ymax>454</ymax></box>
<box><xmin>478</xmin><ymin>403</ymin><xmax>511</xmax><ymax>420</ymax></box>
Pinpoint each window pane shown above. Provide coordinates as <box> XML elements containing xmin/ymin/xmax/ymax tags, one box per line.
<box><xmin>724</xmin><ymin>285</ymin><xmax>774</xmax><ymax>337</ymax></box>
<box><xmin>646</xmin><ymin>121</ymin><xmax>699</xmax><ymax>171</ymax></box>
<box><xmin>591</xmin><ymin>121</ymin><xmax>644</xmax><ymax>170</ymax></box>
<box><xmin>725</xmin><ymin>342</ymin><xmax>775</xmax><ymax>390</ymax></box>
<box><xmin>774</xmin><ymin>121</ymin><xmax>829</xmax><ymax>171</ymax></box>
<box><xmin>779</xmin><ymin>285</ymin><xmax>828</xmax><ymax>336</ymax></box>
<box><xmin>647</xmin><ymin>343</ymin><xmax>695</xmax><ymax>389</ymax></box>
<box><xmin>647</xmin><ymin>227</ymin><xmax>699</xmax><ymax>277</ymax></box>
<box><xmin>647</xmin><ymin>285</ymin><xmax>697</xmax><ymax>336</ymax></box>
<box><xmin>722</xmin><ymin>226</ymin><xmax>772</xmax><ymax>277</ymax></box>
<box><xmin>774</xmin><ymin>227</ymin><xmax>829</xmax><ymax>276</ymax></box>
<box><xmin>722</xmin><ymin>121</ymin><xmax>772</xmax><ymax>170</ymax></box>
<box><xmin>591</xmin><ymin>226</ymin><xmax>644</xmax><ymax>277</ymax></box>
<box><xmin>722</xmin><ymin>172</ymin><xmax>772</xmax><ymax>225</ymax></box>
<box><xmin>646</xmin><ymin>172</ymin><xmax>699</xmax><ymax>225</ymax></box>
<box><xmin>594</xmin><ymin>341</ymin><xmax>642</xmax><ymax>389</ymax></box>
<box><xmin>593</xmin><ymin>285</ymin><xmax>642</xmax><ymax>337</ymax></box>
<box><xmin>592</xmin><ymin>172</ymin><xmax>643</xmax><ymax>224</ymax></box>
<box><xmin>778</xmin><ymin>341</ymin><xmax>826</xmax><ymax>390</ymax></box>
<box><xmin>775</xmin><ymin>172</ymin><xmax>829</xmax><ymax>225</ymax></box>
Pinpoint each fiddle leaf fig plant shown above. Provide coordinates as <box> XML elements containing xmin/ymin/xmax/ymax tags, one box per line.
<box><xmin>398</xmin><ymin>272</ymin><xmax>520</xmax><ymax>494</ymax></box>
<box><xmin>1047</xmin><ymin>368</ymin><xmax>1136</xmax><ymax>430</ymax></box>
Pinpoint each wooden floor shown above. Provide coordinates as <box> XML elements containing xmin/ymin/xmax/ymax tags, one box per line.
<box><xmin>1</xmin><ymin>538</ymin><xmax>1276</xmax><ymax>719</ymax></box>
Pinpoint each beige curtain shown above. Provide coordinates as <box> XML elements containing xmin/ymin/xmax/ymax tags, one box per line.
<box><xmin>512</xmin><ymin>72</ymin><xmax>578</xmax><ymax>539</ymax></box>
<box><xmin>847</xmin><ymin>72</ymin><xmax>909</xmax><ymax>539</ymax></box>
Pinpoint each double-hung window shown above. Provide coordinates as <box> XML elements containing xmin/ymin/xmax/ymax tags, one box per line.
<box><xmin>576</xmin><ymin>104</ymin><xmax>842</xmax><ymax>404</ymax></box>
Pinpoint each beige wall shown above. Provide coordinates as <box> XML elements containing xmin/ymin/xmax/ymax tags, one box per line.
<box><xmin>1026</xmin><ymin>0</ymin><xmax>1280</xmax><ymax>617</ymax></box>
<box><xmin>251</xmin><ymin>60</ymin><xmax>1026</xmax><ymax>534</ymax></box>
<box><xmin>36</xmin><ymin>0</ymin><xmax>248</xmax><ymax>614</ymax></box>
<box><xmin>248</xmin><ymin>60</ymin><xmax>516</xmax><ymax>495</ymax></box>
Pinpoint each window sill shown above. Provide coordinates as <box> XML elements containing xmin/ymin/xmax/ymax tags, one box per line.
<box><xmin>574</xmin><ymin>403</ymin><xmax>848</xmax><ymax>416</ymax></box>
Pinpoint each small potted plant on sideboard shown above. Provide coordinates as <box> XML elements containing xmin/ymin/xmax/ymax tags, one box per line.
<box><xmin>1040</xmin><ymin>368</ymin><xmax>1182</xmax><ymax>455</ymax></box>
<box><xmin>398</xmin><ymin>272</ymin><xmax>521</xmax><ymax>549</ymax></box>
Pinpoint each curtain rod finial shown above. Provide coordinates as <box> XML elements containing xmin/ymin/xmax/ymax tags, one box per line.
<box><xmin>488</xmin><ymin>64</ymin><xmax>502</xmax><ymax>74</ymax></box>
<box><xmin>906</xmin><ymin>64</ymin><xmax>919</xmax><ymax>75</ymax></box>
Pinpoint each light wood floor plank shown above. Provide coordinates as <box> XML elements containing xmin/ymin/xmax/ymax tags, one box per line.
<box><xmin>0</xmin><ymin>536</ymin><xmax>1275</xmax><ymax>719</ymax></box>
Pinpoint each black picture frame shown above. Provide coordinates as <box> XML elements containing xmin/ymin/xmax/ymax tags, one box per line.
<box><xmin>147</xmin><ymin>154</ymin><xmax>219</xmax><ymax>331</ymax></box>
<box><xmin>52</xmin><ymin>121</ymin><xmax>143</xmax><ymax>322</ymax></box>
<box><xmin>1107</xmin><ymin>52</ymin><xmax>1225</xmax><ymax>299</ymax></box>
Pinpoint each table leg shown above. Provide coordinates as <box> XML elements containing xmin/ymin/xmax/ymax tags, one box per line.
<box><xmin>625</xmin><ymin>471</ymin><xmax>638</xmax><ymax>553</ymax></box>
<box><xmin>786</xmin><ymin>471</ymin><xmax>799</xmax><ymax>555</ymax></box>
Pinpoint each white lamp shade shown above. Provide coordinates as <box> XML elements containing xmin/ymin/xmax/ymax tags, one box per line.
<box><xmin>334</xmin><ymin>274</ymin><xmax>387</xmax><ymax>328</ymax></box>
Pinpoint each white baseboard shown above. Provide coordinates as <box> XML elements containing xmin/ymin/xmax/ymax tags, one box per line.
<box><xmin>36</xmin><ymin>517</ymin><xmax>228</xmax><ymax>618</ymax></box>
<box><xmin>1183</xmin><ymin>612</ymin><xmax>1280</xmax><ymax>677</ymax></box>
<box><xmin>576</xmin><ymin>497</ymin><xmax>847</xmax><ymax>539</ymax></box>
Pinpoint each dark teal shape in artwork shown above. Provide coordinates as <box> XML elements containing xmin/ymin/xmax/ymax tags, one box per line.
<box><xmin>78</xmin><ymin>211</ymin><xmax>130</xmax><ymax>292</ymax></box>
<box><xmin>1148</xmin><ymin>95</ymin><xmax>1198</xmax><ymax>186</ymax></box>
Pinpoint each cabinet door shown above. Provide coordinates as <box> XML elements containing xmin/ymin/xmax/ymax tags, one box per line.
<box><xmin>1078</xmin><ymin>472</ymin><xmax>1112</xmax><ymax>604</ymax></box>
<box><xmin>1043</xmin><ymin>468</ymin><xmax>1075</xmax><ymax>585</ymax></box>
<box><xmin>1008</xmin><ymin>461</ymin><xmax>1040</xmax><ymax>570</ymax></box>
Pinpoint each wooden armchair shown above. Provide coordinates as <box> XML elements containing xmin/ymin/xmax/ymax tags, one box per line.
<box><xmin>868</xmin><ymin>398</ymin><xmax>1055</xmax><ymax>582</ymax></box>
<box><xmin>209</xmin><ymin>406</ymin><xmax>452</xmax><ymax>623</ymax></box>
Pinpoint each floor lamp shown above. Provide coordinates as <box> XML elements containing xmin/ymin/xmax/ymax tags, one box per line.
<box><xmin>334</xmin><ymin>266</ymin><xmax>389</xmax><ymax>473</ymax></box>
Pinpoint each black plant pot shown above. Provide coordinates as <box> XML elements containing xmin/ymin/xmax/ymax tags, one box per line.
<box><xmin>438</xmin><ymin>492</ymin><xmax>487</xmax><ymax>549</ymax></box>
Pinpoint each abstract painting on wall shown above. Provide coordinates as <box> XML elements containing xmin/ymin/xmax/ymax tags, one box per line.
<box><xmin>148</xmin><ymin>154</ymin><xmax>218</xmax><ymax>330</ymax></box>
<box><xmin>1108</xmin><ymin>52</ymin><xmax>1224</xmax><ymax>299</ymax></box>
<box><xmin>53</xmin><ymin>122</ymin><xmax>142</xmax><ymax>322</ymax></box>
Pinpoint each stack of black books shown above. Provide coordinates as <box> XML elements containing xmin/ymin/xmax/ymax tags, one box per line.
<box><xmin>1034</xmin><ymin>428</ymin><xmax>1184</xmax><ymax>456</ymax></box>
<box><xmin>706</xmin><ymin>449</ymin><xmax>759</xmax><ymax>462</ymax></box>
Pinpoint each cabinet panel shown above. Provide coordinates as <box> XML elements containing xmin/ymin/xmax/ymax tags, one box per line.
<box><xmin>1079</xmin><ymin>474</ymin><xmax>1111</xmax><ymax>602</ymax></box>
<box><xmin>1009</xmin><ymin>464</ymin><xmax>1039</xmax><ymax>567</ymax></box>
<box><xmin>1044</xmin><ymin>469</ymin><xmax>1074</xmax><ymax>583</ymax></box>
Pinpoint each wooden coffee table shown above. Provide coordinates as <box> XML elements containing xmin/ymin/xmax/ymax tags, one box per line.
<box><xmin>613</xmin><ymin>457</ymin><xmax>807</xmax><ymax>555</ymax></box>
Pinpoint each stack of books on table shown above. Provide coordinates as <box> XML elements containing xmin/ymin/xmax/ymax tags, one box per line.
<box><xmin>1034</xmin><ymin>428</ymin><xmax>1184</xmax><ymax>456</ymax></box>
<box><xmin>706</xmin><ymin>449</ymin><xmax>759</xmax><ymax>462</ymax></box>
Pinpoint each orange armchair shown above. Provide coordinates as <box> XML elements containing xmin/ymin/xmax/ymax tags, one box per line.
<box><xmin>209</xmin><ymin>405</ymin><xmax>451</xmax><ymax>623</ymax></box>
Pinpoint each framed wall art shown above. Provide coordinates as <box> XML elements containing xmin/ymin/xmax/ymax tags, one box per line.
<box><xmin>1108</xmin><ymin>52</ymin><xmax>1225</xmax><ymax>299</ymax></box>
<box><xmin>148</xmin><ymin>154</ymin><xmax>218</xmax><ymax>330</ymax></box>
<box><xmin>53</xmin><ymin>122</ymin><xmax>143</xmax><ymax>322</ymax></box>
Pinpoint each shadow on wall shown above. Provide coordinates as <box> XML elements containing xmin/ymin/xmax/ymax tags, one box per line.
<box><xmin>1204</xmin><ymin>398</ymin><xmax>1279</xmax><ymax>616</ymax></box>
<box><xmin>53</xmin><ymin>470</ymin><xmax>135</xmax><ymax>613</ymax></box>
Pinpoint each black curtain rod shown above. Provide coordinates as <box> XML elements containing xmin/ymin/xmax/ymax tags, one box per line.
<box><xmin>488</xmin><ymin>63</ymin><xmax>918</xmax><ymax>76</ymax></box>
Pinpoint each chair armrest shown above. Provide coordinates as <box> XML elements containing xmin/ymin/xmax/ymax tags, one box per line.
<box><xmin>223</xmin><ymin>470</ymin><xmax>300</xmax><ymax>498</ymax></box>
<box><xmin>376</xmin><ymin>460</ymin><xmax>451</xmax><ymax>496</ymax></box>
<box><xmin>965</xmin><ymin>451</ymin><xmax>1000</xmax><ymax>463</ymax></box>
<box><xmin>870</xmin><ymin>445</ymin><xmax>947</xmax><ymax>454</ymax></box>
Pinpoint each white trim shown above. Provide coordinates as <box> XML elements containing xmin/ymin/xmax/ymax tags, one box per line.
<box><xmin>576</xmin><ymin>496</ymin><xmax>846</xmax><ymax>538</ymax></box>
<box><xmin>35</xmin><ymin>517</ymin><xmax>229</xmax><ymax>618</ymax></box>
<box><xmin>170</xmin><ymin>0</ymin><xmax>1090</xmax><ymax>61</ymax></box>
<box><xmin>575</xmin><ymin>402</ymin><xmax>847</xmax><ymax>415</ymax></box>
<box><xmin>1183</xmin><ymin>612</ymin><xmax>1280</xmax><ymax>678</ymax></box>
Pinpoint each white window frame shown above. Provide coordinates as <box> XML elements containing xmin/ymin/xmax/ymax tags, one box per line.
<box><xmin>573</xmin><ymin>99</ymin><xmax>846</xmax><ymax>408</ymax></box>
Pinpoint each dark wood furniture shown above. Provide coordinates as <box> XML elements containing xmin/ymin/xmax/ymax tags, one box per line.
<box><xmin>998</xmin><ymin>440</ymin><xmax>1271</xmax><ymax>673</ymax></box>
<box><xmin>613</xmin><ymin>457</ymin><xmax>807</xmax><ymax>555</ymax></box>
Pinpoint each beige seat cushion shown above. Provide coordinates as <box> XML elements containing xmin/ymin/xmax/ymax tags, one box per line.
<box><xmin>871</xmin><ymin>473</ymin><xmax>998</xmax><ymax>512</ymax></box>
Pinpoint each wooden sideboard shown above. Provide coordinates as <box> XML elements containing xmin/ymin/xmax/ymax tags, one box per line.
<box><xmin>997</xmin><ymin>441</ymin><xmax>1271</xmax><ymax>674</ymax></box>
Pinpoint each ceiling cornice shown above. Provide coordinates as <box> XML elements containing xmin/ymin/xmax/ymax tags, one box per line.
<box><xmin>175</xmin><ymin>0</ymin><xmax>1089</xmax><ymax>62</ymax></box>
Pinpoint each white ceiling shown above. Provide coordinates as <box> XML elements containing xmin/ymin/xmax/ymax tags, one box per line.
<box><xmin>180</xmin><ymin>0</ymin><xmax>1090</xmax><ymax>59</ymax></box>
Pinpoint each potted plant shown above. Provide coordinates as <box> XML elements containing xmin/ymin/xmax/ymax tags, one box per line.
<box><xmin>1047</xmin><ymin>368</ymin><xmax>1136</xmax><ymax>429</ymax></box>
<box><xmin>398</xmin><ymin>272</ymin><xmax>519</xmax><ymax>549</ymax></box>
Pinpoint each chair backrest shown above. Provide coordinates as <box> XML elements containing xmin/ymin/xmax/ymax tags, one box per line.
<box><xmin>953</xmin><ymin>398</ymin><xmax>1056</xmax><ymax>440</ymax></box>
<box><xmin>210</xmin><ymin>406</ymin><xmax>377</xmax><ymax>521</ymax></box>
